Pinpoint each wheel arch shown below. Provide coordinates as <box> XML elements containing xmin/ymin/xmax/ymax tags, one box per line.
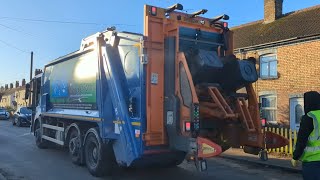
<box><xmin>33</xmin><ymin>117</ymin><xmax>41</xmax><ymax>135</ymax></box>
<box><xmin>83</xmin><ymin>127</ymin><xmax>102</xmax><ymax>146</ymax></box>
<box><xmin>65</xmin><ymin>123</ymin><xmax>81</xmax><ymax>145</ymax></box>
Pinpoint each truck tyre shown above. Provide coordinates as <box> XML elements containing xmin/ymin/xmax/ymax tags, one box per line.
<box><xmin>34</xmin><ymin>120</ymin><xmax>48</xmax><ymax>149</ymax></box>
<box><xmin>68</xmin><ymin>129</ymin><xmax>83</xmax><ymax>165</ymax></box>
<box><xmin>84</xmin><ymin>133</ymin><xmax>114</xmax><ymax>177</ymax></box>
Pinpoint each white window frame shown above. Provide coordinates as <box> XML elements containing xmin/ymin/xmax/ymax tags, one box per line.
<box><xmin>260</xmin><ymin>54</ymin><xmax>278</xmax><ymax>79</ymax></box>
<box><xmin>259</xmin><ymin>94</ymin><xmax>277</xmax><ymax>124</ymax></box>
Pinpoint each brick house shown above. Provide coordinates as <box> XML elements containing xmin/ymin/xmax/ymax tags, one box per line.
<box><xmin>232</xmin><ymin>0</ymin><xmax>320</xmax><ymax>129</ymax></box>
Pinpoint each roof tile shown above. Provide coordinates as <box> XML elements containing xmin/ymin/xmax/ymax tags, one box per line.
<box><xmin>231</xmin><ymin>5</ymin><xmax>320</xmax><ymax>49</ymax></box>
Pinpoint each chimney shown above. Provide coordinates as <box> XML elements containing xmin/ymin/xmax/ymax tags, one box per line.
<box><xmin>22</xmin><ymin>79</ymin><xmax>26</xmax><ymax>86</ymax></box>
<box><xmin>264</xmin><ymin>0</ymin><xmax>283</xmax><ymax>23</ymax></box>
<box><xmin>35</xmin><ymin>69</ymin><xmax>42</xmax><ymax>76</ymax></box>
<box><xmin>5</xmin><ymin>84</ymin><xmax>8</xmax><ymax>90</ymax></box>
<box><xmin>10</xmin><ymin>83</ymin><xmax>13</xmax><ymax>89</ymax></box>
<box><xmin>15</xmin><ymin>81</ymin><xmax>19</xmax><ymax>88</ymax></box>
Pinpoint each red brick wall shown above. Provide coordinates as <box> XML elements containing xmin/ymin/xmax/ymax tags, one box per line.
<box><xmin>235</xmin><ymin>40</ymin><xmax>320</xmax><ymax>125</ymax></box>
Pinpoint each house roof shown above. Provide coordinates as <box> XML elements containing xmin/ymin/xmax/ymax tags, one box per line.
<box><xmin>0</xmin><ymin>86</ymin><xmax>25</xmax><ymax>96</ymax></box>
<box><xmin>231</xmin><ymin>5</ymin><xmax>320</xmax><ymax>49</ymax></box>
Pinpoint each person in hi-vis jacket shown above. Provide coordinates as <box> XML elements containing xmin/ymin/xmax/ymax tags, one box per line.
<box><xmin>292</xmin><ymin>91</ymin><xmax>320</xmax><ymax>180</ymax></box>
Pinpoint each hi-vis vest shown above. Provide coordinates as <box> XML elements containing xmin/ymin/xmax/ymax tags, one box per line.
<box><xmin>300</xmin><ymin>110</ymin><xmax>320</xmax><ymax>162</ymax></box>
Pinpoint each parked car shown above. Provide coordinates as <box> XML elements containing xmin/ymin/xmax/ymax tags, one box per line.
<box><xmin>12</xmin><ymin>107</ymin><xmax>32</xmax><ymax>127</ymax></box>
<box><xmin>0</xmin><ymin>108</ymin><xmax>10</xmax><ymax>120</ymax></box>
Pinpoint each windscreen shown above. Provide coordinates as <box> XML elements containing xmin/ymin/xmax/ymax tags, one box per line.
<box><xmin>20</xmin><ymin>107</ymin><xmax>32</xmax><ymax>114</ymax></box>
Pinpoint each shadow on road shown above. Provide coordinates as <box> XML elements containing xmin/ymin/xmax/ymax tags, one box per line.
<box><xmin>105</xmin><ymin>165</ymin><xmax>207</xmax><ymax>180</ymax></box>
<box><xmin>42</xmin><ymin>146</ymin><xmax>208</xmax><ymax>180</ymax></box>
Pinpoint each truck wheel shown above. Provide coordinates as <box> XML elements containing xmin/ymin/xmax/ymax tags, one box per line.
<box><xmin>34</xmin><ymin>121</ymin><xmax>48</xmax><ymax>149</ymax></box>
<box><xmin>69</xmin><ymin>129</ymin><xmax>82</xmax><ymax>165</ymax></box>
<box><xmin>84</xmin><ymin>133</ymin><xmax>114</xmax><ymax>177</ymax></box>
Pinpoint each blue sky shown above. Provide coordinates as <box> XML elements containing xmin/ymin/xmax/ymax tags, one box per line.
<box><xmin>0</xmin><ymin>0</ymin><xmax>319</xmax><ymax>86</ymax></box>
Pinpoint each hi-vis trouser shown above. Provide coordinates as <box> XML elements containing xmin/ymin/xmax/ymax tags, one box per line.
<box><xmin>300</xmin><ymin>110</ymin><xmax>320</xmax><ymax>162</ymax></box>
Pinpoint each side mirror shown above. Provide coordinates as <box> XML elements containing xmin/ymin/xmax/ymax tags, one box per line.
<box><xmin>25</xmin><ymin>83</ymin><xmax>30</xmax><ymax>100</ymax></box>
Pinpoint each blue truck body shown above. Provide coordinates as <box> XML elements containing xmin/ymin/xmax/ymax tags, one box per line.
<box><xmin>33</xmin><ymin>30</ymin><xmax>188</xmax><ymax>171</ymax></box>
<box><xmin>39</xmin><ymin>32</ymin><xmax>149</xmax><ymax>166</ymax></box>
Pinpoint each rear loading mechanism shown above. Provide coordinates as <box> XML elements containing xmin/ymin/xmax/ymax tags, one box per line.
<box><xmin>25</xmin><ymin>3</ymin><xmax>289</xmax><ymax>177</ymax></box>
<box><xmin>147</xmin><ymin>3</ymin><xmax>289</xmax><ymax>170</ymax></box>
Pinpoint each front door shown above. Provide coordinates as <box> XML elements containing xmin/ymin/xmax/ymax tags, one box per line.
<box><xmin>289</xmin><ymin>97</ymin><xmax>304</xmax><ymax>130</ymax></box>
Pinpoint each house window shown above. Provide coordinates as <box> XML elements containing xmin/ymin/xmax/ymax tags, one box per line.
<box><xmin>260</xmin><ymin>94</ymin><xmax>277</xmax><ymax>123</ymax></box>
<box><xmin>260</xmin><ymin>54</ymin><xmax>277</xmax><ymax>79</ymax></box>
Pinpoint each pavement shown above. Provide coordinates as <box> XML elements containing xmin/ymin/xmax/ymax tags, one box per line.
<box><xmin>221</xmin><ymin>148</ymin><xmax>302</xmax><ymax>173</ymax></box>
<box><xmin>0</xmin><ymin>119</ymin><xmax>302</xmax><ymax>180</ymax></box>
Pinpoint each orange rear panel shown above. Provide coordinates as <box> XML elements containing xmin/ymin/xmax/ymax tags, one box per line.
<box><xmin>143</xmin><ymin>4</ymin><xmax>227</xmax><ymax>146</ymax></box>
<box><xmin>143</xmin><ymin>8</ymin><xmax>166</xmax><ymax>145</ymax></box>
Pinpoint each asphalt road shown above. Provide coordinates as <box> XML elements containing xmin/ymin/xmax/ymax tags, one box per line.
<box><xmin>0</xmin><ymin>120</ymin><xmax>302</xmax><ymax>180</ymax></box>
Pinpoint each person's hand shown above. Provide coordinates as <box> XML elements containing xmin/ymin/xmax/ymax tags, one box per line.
<box><xmin>291</xmin><ymin>159</ymin><xmax>299</xmax><ymax>167</ymax></box>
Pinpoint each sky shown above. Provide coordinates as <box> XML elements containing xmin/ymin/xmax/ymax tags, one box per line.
<box><xmin>0</xmin><ymin>0</ymin><xmax>319</xmax><ymax>86</ymax></box>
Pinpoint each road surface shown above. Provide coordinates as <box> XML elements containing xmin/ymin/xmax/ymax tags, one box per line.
<box><xmin>0</xmin><ymin>120</ymin><xmax>302</xmax><ymax>180</ymax></box>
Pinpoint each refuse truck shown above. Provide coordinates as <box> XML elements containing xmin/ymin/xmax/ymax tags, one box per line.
<box><xmin>25</xmin><ymin>4</ymin><xmax>289</xmax><ymax>177</ymax></box>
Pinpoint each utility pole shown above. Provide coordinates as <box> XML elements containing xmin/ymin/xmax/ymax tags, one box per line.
<box><xmin>28</xmin><ymin>51</ymin><xmax>33</xmax><ymax>107</ymax></box>
<box><xmin>30</xmin><ymin>51</ymin><xmax>33</xmax><ymax>81</ymax></box>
